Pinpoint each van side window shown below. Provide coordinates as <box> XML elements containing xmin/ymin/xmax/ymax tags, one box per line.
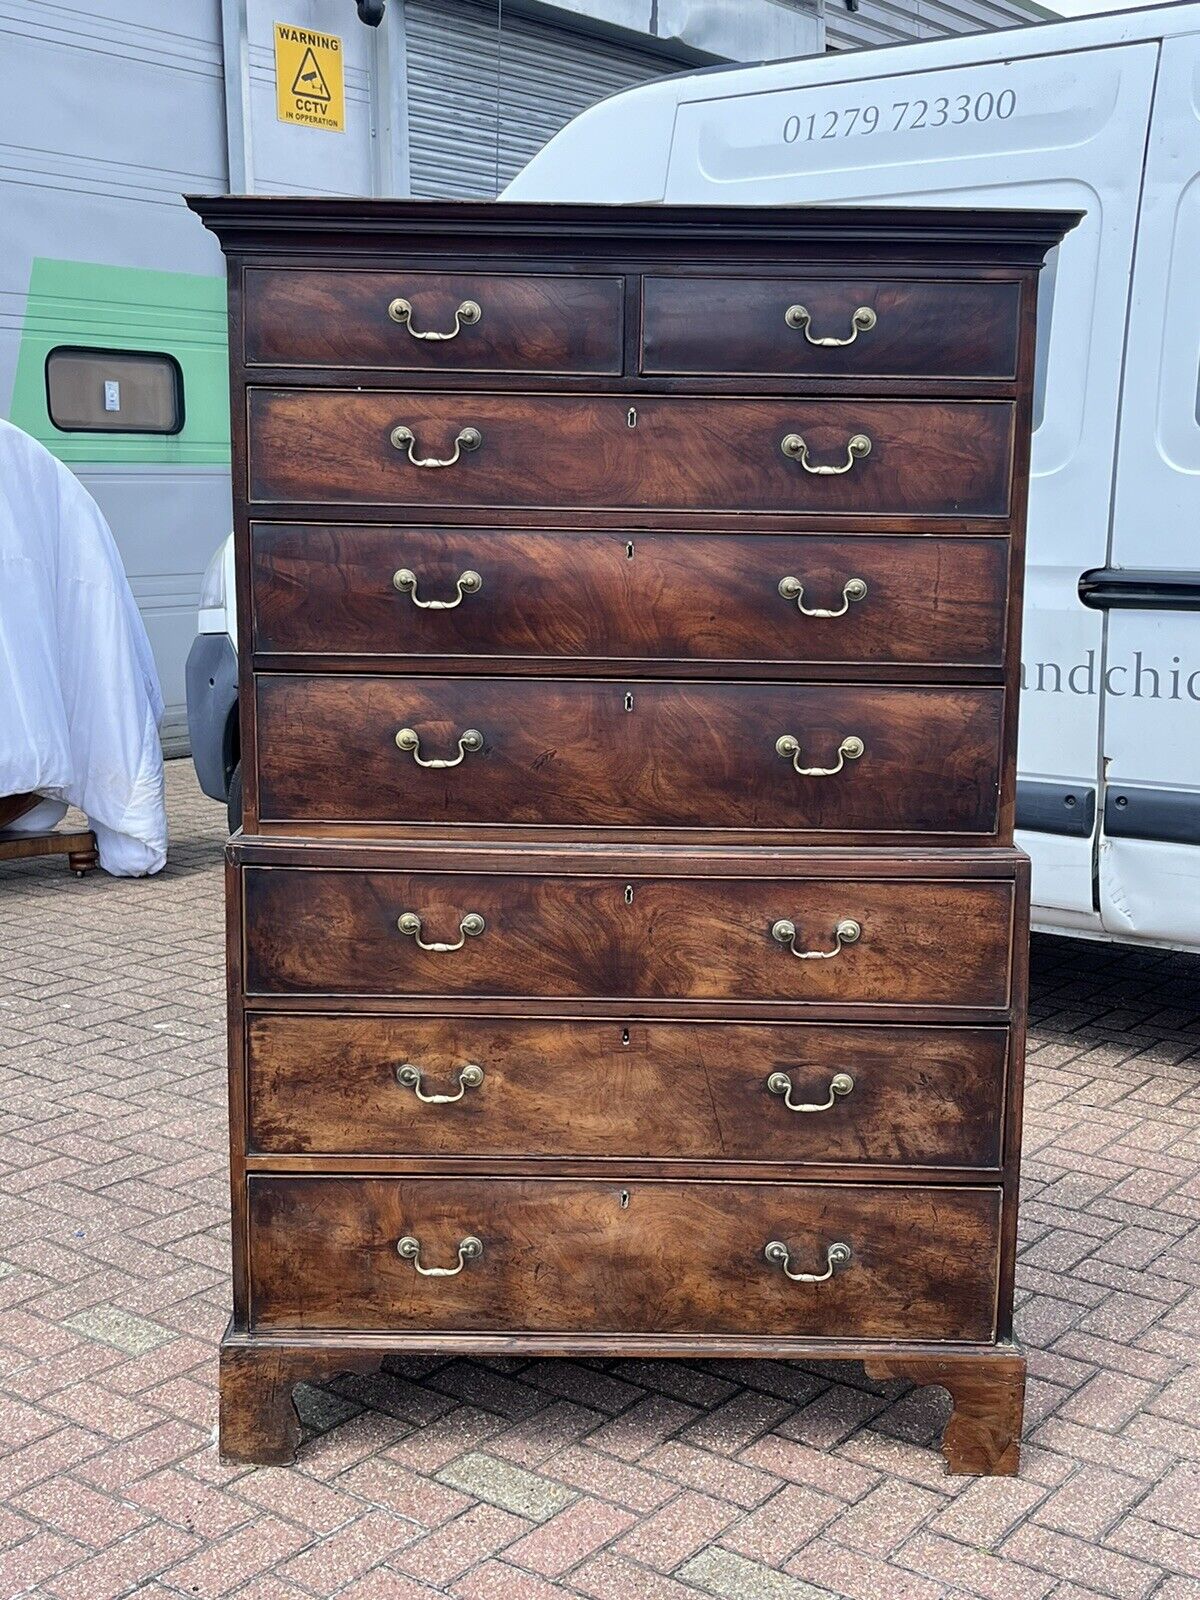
<box><xmin>1033</xmin><ymin>247</ymin><xmax>1057</xmax><ymax>433</ymax></box>
<box><xmin>46</xmin><ymin>347</ymin><xmax>184</xmax><ymax>434</ymax></box>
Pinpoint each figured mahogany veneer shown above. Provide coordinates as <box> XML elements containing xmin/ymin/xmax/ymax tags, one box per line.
<box><xmin>247</xmin><ymin>390</ymin><xmax>1015</xmax><ymax>518</ymax></box>
<box><xmin>641</xmin><ymin>276</ymin><xmax>1021</xmax><ymax>379</ymax></box>
<box><xmin>189</xmin><ymin>194</ymin><xmax>1081</xmax><ymax>1476</ymax></box>
<box><xmin>247</xmin><ymin>1176</ymin><xmax>1002</xmax><ymax>1342</ymax></box>
<box><xmin>245</xmin><ymin>1016</ymin><xmax>1009</xmax><ymax>1167</ymax></box>
<box><xmin>254</xmin><ymin>675</ymin><xmax>1006</xmax><ymax>840</ymax></box>
<box><xmin>244</xmin><ymin>268</ymin><xmax>625</xmax><ymax>373</ymax></box>
<box><xmin>241</xmin><ymin>863</ymin><xmax>1015</xmax><ymax>1008</ymax></box>
<box><xmin>250</xmin><ymin>526</ymin><xmax>1011</xmax><ymax>675</ymax></box>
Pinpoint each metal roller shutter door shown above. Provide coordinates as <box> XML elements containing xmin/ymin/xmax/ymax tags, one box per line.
<box><xmin>405</xmin><ymin>0</ymin><xmax>683</xmax><ymax>197</ymax></box>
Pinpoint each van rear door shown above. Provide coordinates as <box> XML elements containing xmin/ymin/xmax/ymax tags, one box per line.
<box><xmin>1100</xmin><ymin>28</ymin><xmax>1200</xmax><ymax>945</ymax></box>
<box><xmin>665</xmin><ymin>39</ymin><xmax>1158</xmax><ymax>924</ymax></box>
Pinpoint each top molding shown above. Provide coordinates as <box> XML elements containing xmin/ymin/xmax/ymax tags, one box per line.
<box><xmin>186</xmin><ymin>196</ymin><xmax>1082</xmax><ymax>267</ymax></box>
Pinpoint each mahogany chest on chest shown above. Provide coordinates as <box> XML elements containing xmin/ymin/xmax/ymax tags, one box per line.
<box><xmin>191</xmin><ymin>196</ymin><xmax>1078</xmax><ymax>1474</ymax></box>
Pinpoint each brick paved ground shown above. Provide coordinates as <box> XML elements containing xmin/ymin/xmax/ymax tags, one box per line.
<box><xmin>1</xmin><ymin>760</ymin><xmax>1198</xmax><ymax>1600</ymax></box>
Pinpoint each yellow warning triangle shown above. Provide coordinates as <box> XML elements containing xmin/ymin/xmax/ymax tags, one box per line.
<box><xmin>291</xmin><ymin>47</ymin><xmax>331</xmax><ymax>102</ymax></box>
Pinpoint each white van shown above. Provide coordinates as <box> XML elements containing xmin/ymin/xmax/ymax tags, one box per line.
<box><xmin>503</xmin><ymin>2</ymin><xmax>1200</xmax><ymax>953</ymax></box>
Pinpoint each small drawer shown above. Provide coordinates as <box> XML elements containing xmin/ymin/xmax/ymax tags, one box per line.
<box><xmin>241</xmin><ymin>866</ymin><xmax>1015</xmax><ymax>1009</ymax></box>
<box><xmin>243</xmin><ymin>269</ymin><xmax>624</xmax><ymax>373</ymax></box>
<box><xmin>246</xmin><ymin>1015</ymin><xmax>1009</xmax><ymax>1167</ymax></box>
<box><xmin>247</xmin><ymin>1175</ymin><xmax>1001</xmax><ymax>1340</ymax></box>
<box><xmin>255</xmin><ymin>675</ymin><xmax>1005</xmax><ymax>840</ymax></box>
<box><xmin>250</xmin><ymin>526</ymin><xmax>1011</xmax><ymax>672</ymax></box>
<box><xmin>642</xmin><ymin>276</ymin><xmax>1020</xmax><ymax>379</ymax></box>
<box><xmin>247</xmin><ymin>390</ymin><xmax>1015</xmax><ymax>520</ymax></box>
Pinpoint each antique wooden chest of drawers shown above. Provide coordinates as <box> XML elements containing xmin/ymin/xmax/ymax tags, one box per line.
<box><xmin>191</xmin><ymin>196</ymin><xmax>1078</xmax><ymax>1475</ymax></box>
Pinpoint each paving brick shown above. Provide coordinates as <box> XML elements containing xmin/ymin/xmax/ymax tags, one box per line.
<box><xmin>1032</xmin><ymin>1464</ymin><xmax>1148</xmax><ymax>1540</ymax></box>
<box><xmin>60</xmin><ymin>1304</ymin><xmax>175</xmax><ymax>1355</ymax></box>
<box><xmin>488</xmin><ymin>1399</ymin><xmax>605</xmax><ymax>1469</ymax></box>
<box><xmin>718</xmin><ymin>1484</ymin><xmax>840</xmax><ymax>1565</ymax></box>
<box><xmin>394</xmin><ymin>1503</ymin><xmax>531</xmax><ymax>1586</ymax></box>
<box><xmin>777</xmin><ymin>1384</ymin><xmax>889</xmax><ymax>1450</ymax></box>
<box><xmin>907</xmin><ymin>1528</ymin><xmax>1062</xmax><ymax>1600</ymax></box>
<box><xmin>44</xmin><ymin>1522</ymin><xmax>201</xmax><ymax>1600</ymax></box>
<box><xmin>832</xmin><ymin>1480</ymin><xmax>943</xmax><ymax>1555</ymax></box>
<box><xmin>452</xmin><ymin>1560</ymin><xmax>583</xmax><ymax>1600</ymax></box>
<box><xmin>1057</xmin><ymin>1372</ymin><xmax>1156</xmax><ymax>1432</ymax></box>
<box><xmin>437</xmin><ymin>1451</ymin><xmax>576</xmax><ymax>1520</ymax></box>
<box><xmin>0</xmin><ymin>1530</ymin><xmax>90</xmax><ymax>1595</ymax></box>
<box><xmin>788</xmin><ymin>1535</ymin><xmax>948</xmax><ymax>1600</ymax></box>
<box><xmin>1002</xmin><ymin>1522</ymin><xmax>1161</xmax><ymax>1598</ymax></box>
<box><xmin>1132</xmin><ymin>1461</ymin><xmax>1200</xmax><ymax>1536</ymax></box>
<box><xmin>1106</xmin><ymin>1516</ymin><xmax>1200</xmax><ymax>1580</ymax></box>
<box><xmin>681</xmin><ymin>1390</ymin><xmax>795</xmax><ymax>1455</ymax></box>
<box><xmin>277</xmin><ymin>1508</ymin><xmax>418</xmax><ymax>1595</ymax></box>
<box><xmin>336</xmin><ymin>1458</ymin><xmax>473</xmax><ymax>1528</ymax></box>
<box><xmin>12</xmin><ymin>1473</ymin><xmax>147</xmax><ymax>1547</ymax></box>
<box><xmin>640</xmin><ymin>1441</ymin><xmax>779</xmax><ymax>1509</ymax></box>
<box><xmin>613</xmin><ymin>1488</ymin><xmax>740</xmax><ymax>1573</ymax></box>
<box><xmin>385</xmin><ymin>1405</ymin><xmax>506</xmax><ymax>1473</ymax></box>
<box><xmin>504</xmin><ymin>1495</ymin><xmax>636</xmax><ymax>1577</ymax></box>
<box><xmin>680</xmin><ymin>1545</ymin><xmax>835</xmax><ymax>1600</ymax></box>
<box><xmin>5</xmin><ymin>765</ymin><xmax>1200</xmax><ymax>1600</ymax></box>
<box><xmin>586</xmin><ymin>1395</ymin><xmax>701</xmax><ymax>1462</ymax></box>
<box><xmin>548</xmin><ymin>1445</ymin><xmax>678</xmax><ymax>1514</ymax></box>
<box><xmin>739</xmin><ymin>1434</ymin><xmax>880</xmax><ymax>1500</ymax></box>
<box><xmin>571</xmin><ymin>1550</ymin><xmax>708</xmax><ymax>1600</ymax></box>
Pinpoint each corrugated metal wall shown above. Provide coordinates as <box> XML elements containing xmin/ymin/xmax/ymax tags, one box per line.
<box><xmin>825</xmin><ymin>0</ymin><xmax>1039</xmax><ymax>52</ymax></box>
<box><xmin>405</xmin><ymin>0</ymin><xmax>685</xmax><ymax>197</ymax></box>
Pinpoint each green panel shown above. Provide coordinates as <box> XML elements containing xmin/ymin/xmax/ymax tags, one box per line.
<box><xmin>9</xmin><ymin>258</ymin><xmax>230</xmax><ymax>465</ymax></box>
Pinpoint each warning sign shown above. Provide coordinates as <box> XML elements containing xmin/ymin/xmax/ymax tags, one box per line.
<box><xmin>274</xmin><ymin>23</ymin><xmax>344</xmax><ymax>132</ymax></box>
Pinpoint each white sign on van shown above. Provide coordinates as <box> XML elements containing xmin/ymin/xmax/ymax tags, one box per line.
<box><xmin>670</xmin><ymin>57</ymin><xmax>1120</xmax><ymax>189</ymax></box>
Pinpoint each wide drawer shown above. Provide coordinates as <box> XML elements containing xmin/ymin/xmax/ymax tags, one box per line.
<box><xmin>254</xmin><ymin>676</ymin><xmax>1005</xmax><ymax>838</ymax></box>
<box><xmin>246</xmin><ymin>391</ymin><xmax>1015</xmax><ymax>518</ymax></box>
<box><xmin>250</xmin><ymin>525</ymin><xmax>1010</xmax><ymax>671</ymax></box>
<box><xmin>247</xmin><ymin>1176</ymin><xmax>1001</xmax><ymax>1340</ymax></box>
<box><xmin>242</xmin><ymin>269</ymin><xmax>624</xmax><ymax>373</ymax></box>
<box><xmin>246</xmin><ymin>1015</ymin><xmax>1008</xmax><ymax>1167</ymax></box>
<box><xmin>241</xmin><ymin>867</ymin><xmax>1015</xmax><ymax>1007</ymax></box>
<box><xmin>641</xmin><ymin>276</ymin><xmax>1020</xmax><ymax>379</ymax></box>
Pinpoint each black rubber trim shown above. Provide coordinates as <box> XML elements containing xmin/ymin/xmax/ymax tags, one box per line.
<box><xmin>1105</xmin><ymin>786</ymin><xmax>1200</xmax><ymax>846</ymax></box>
<box><xmin>1079</xmin><ymin>568</ymin><xmax>1200</xmax><ymax>611</ymax></box>
<box><xmin>1016</xmin><ymin>780</ymin><xmax>1095</xmax><ymax>838</ymax></box>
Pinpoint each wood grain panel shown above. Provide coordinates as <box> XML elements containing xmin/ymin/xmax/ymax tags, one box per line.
<box><xmin>642</xmin><ymin>276</ymin><xmax>1020</xmax><ymax>378</ymax></box>
<box><xmin>250</xmin><ymin>525</ymin><xmax>1010</xmax><ymax>670</ymax></box>
<box><xmin>247</xmin><ymin>1176</ymin><xmax>1001</xmax><ymax>1340</ymax></box>
<box><xmin>246</xmin><ymin>391</ymin><xmax>1014</xmax><ymax>518</ymax></box>
<box><xmin>243</xmin><ymin>269</ymin><xmax>624</xmax><ymax>372</ymax></box>
<box><xmin>246</xmin><ymin>1015</ymin><xmax>1008</xmax><ymax>1167</ymax></box>
<box><xmin>254</xmin><ymin>676</ymin><xmax>1005</xmax><ymax>837</ymax></box>
<box><xmin>241</xmin><ymin>867</ymin><xmax>1015</xmax><ymax>1006</ymax></box>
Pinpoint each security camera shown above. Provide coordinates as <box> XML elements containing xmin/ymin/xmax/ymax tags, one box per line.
<box><xmin>356</xmin><ymin>0</ymin><xmax>385</xmax><ymax>24</ymax></box>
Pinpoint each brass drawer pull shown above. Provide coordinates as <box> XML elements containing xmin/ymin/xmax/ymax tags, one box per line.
<box><xmin>778</xmin><ymin>576</ymin><xmax>867</xmax><ymax>617</ymax></box>
<box><xmin>776</xmin><ymin>734</ymin><xmax>864</xmax><ymax>776</ymax></box>
<box><xmin>767</xmin><ymin>1070</ymin><xmax>855</xmax><ymax>1112</ymax></box>
<box><xmin>393</xmin><ymin>567</ymin><xmax>483</xmax><ymax>609</ymax></box>
<box><xmin>388</xmin><ymin>296</ymin><xmax>481</xmax><ymax>340</ymax></box>
<box><xmin>764</xmin><ymin>1239</ymin><xmax>852</xmax><ymax>1283</ymax></box>
<box><xmin>396</xmin><ymin>1062</ymin><xmax>484</xmax><ymax>1103</ymax></box>
<box><xmin>784</xmin><ymin>304</ymin><xmax>877</xmax><ymax>346</ymax></box>
<box><xmin>781</xmin><ymin>433</ymin><xmax>871</xmax><ymax>475</ymax></box>
<box><xmin>395</xmin><ymin>727</ymin><xmax>483</xmax><ymax>768</ymax></box>
<box><xmin>771</xmin><ymin>917</ymin><xmax>861</xmax><ymax>959</ymax></box>
<box><xmin>390</xmin><ymin>425</ymin><xmax>482</xmax><ymax>468</ymax></box>
<box><xmin>397</xmin><ymin>910</ymin><xmax>486</xmax><ymax>952</ymax></box>
<box><xmin>396</xmin><ymin>1234</ymin><xmax>483</xmax><ymax>1276</ymax></box>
